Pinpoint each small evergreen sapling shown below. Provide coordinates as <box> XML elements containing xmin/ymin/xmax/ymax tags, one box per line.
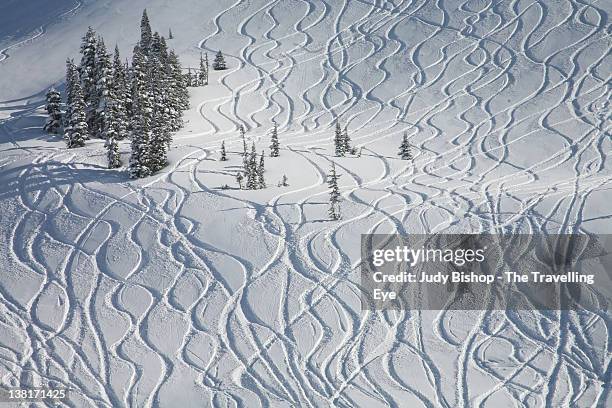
<box><xmin>327</xmin><ymin>163</ymin><xmax>341</xmax><ymax>220</ymax></box>
<box><xmin>278</xmin><ymin>174</ymin><xmax>289</xmax><ymax>187</ymax></box>
<box><xmin>213</xmin><ymin>50</ymin><xmax>227</xmax><ymax>70</ymax></box>
<box><xmin>199</xmin><ymin>52</ymin><xmax>208</xmax><ymax>86</ymax></box>
<box><xmin>204</xmin><ymin>52</ymin><xmax>209</xmax><ymax>84</ymax></box>
<box><xmin>220</xmin><ymin>140</ymin><xmax>227</xmax><ymax>161</ymax></box>
<box><xmin>398</xmin><ymin>132</ymin><xmax>413</xmax><ymax>160</ymax></box>
<box><xmin>334</xmin><ymin>121</ymin><xmax>344</xmax><ymax>157</ymax></box>
<box><xmin>269</xmin><ymin>121</ymin><xmax>280</xmax><ymax>157</ymax></box>
<box><xmin>43</xmin><ymin>88</ymin><xmax>62</xmax><ymax>134</ymax></box>
<box><xmin>236</xmin><ymin>172</ymin><xmax>244</xmax><ymax>189</ymax></box>
<box><xmin>240</xmin><ymin>125</ymin><xmax>247</xmax><ymax>156</ymax></box>
<box><xmin>105</xmin><ymin>136</ymin><xmax>122</xmax><ymax>168</ymax></box>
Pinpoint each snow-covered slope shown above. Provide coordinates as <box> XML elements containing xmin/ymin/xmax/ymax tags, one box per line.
<box><xmin>0</xmin><ymin>0</ymin><xmax>610</xmax><ymax>407</ymax></box>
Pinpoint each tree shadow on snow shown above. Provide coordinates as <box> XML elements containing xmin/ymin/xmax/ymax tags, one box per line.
<box><xmin>0</xmin><ymin>161</ymin><xmax>127</xmax><ymax>200</ymax></box>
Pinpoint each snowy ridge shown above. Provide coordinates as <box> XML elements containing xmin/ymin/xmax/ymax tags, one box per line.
<box><xmin>0</xmin><ymin>0</ymin><xmax>611</xmax><ymax>407</ymax></box>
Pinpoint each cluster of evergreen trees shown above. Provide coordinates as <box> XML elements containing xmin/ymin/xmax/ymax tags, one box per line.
<box><xmin>185</xmin><ymin>52</ymin><xmax>209</xmax><ymax>87</ymax></box>
<box><xmin>333</xmin><ymin>121</ymin><xmax>356</xmax><ymax>157</ymax></box>
<box><xmin>238</xmin><ymin>143</ymin><xmax>266</xmax><ymax>190</ymax></box>
<box><xmin>219</xmin><ymin>123</ymin><xmax>286</xmax><ymax>190</ymax></box>
<box><xmin>43</xmin><ymin>9</ymin><xmax>189</xmax><ymax>177</ymax></box>
<box><xmin>184</xmin><ymin>49</ymin><xmax>226</xmax><ymax>86</ymax></box>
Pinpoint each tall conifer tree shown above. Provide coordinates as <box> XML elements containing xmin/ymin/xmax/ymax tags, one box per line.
<box><xmin>64</xmin><ymin>59</ymin><xmax>77</xmax><ymax>129</ymax></box>
<box><xmin>66</xmin><ymin>76</ymin><xmax>87</xmax><ymax>148</ymax></box>
<box><xmin>110</xmin><ymin>46</ymin><xmax>129</xmax><ymax>139</ymax></box>
<box><xmin>327</xmin><ymin>163</ymin><xmax>341</xmax><ymax>220</ymax></box>
<box><xmin>79</xmin><ymin>26</ymin><xmax>97</xmax><ymax>136</ymax></box>
<box><xmin>257</xmin><ymin>150</ymin><xmax>266</xmax><ymax>189</ymax></box>
<box><xmin>269</xmin><ymin>121</ymin><xmax>280</xmax><ymax>157</ymax></box>
<box><xmin>333</xmin><ymin>121</ymin><xmax>344</xmax><ymax>157</ymax></box>
<box><xmin>129</xmin><ymin>45</ymin><xmax>154</xmax><ymax>178</ymax></box>
<box><xmin>94</xmin><ymin>37</ymin><xmax>112</xmax><ymax>138</ymax></box>
<box><xmin>246</xmin><ymin>143</ymin><xmax>258</xmax><ymax>189</ymax></box>
<box><xmin>341</xmin><ymin>126</ymin><xmax>351</xmax><ymax>154</ymax></box>
<box><xmin>140</xmin><ymin>9</ymin><xmax>153</xmax><ymax>55</ymax></box>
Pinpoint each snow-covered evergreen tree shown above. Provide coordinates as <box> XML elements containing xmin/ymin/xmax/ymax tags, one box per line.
<box><xmin>100</xmin><ymin>46</ymin><xmax>129</xmax><ymax>146</ymax></box>
<box><xmin>220</xmin><ymin>141</ymin><xmax>227</xmax><ymax>161</ymax></box>
<box><xmin>398</xmin><ymin>132</ymin><xmax>413</xmax><ymax>160</ymax></box>
<box><xmin>147</xmin><ymin>33</ymin><xmax>171</xmax><ymax>172</ymax></box>
<box><xmin>333</xmin><ymin>121</ymin><xmax>344</xmax><ymax>157</ymax></box>
<box><xmin>79</xmin><ymin>26</ymin><xmax>97</xmax><ymax>135</ymax></box>
<box><xmin>43</xmin><ymin>88</ymin><xmax>62</xmax><ymax>134</ymax></box>
<box><xmin>213</xmin><ymin>50</ymin><xmax>227</xmax><ymax>70</ymax></box>
<box><xmin>168</xmin><ymin>28</ymin><xmax>173</xmax><ymax>39</ymax></box>
<box><xmin>269</xmin><ymin>121</ymin><xmax>280</xmax><ymax>157</ymax></box>
<box><xmin>168</xmin><ymin>50</ymin><xmax>189</xmax><ymax>112</ymax></box>
<box><xmin>94</xmin><ymin>37</ymin><xmax>112</xmax><ymax>138</ymax></box>
<box><xmin>140</xmin><ymin>9</ymin><xmax>153</xmax><ymax>56</ymax></box>
<box><xmin>129</xmin><ymin>45</ymin><xmax>154</xmax><ymax>178</ymax></box>
<box><xmin>110</xmin><ymin>45</ymin><xmax>129</xmax><ymax>139</ymax></box>
<box><xmin>327</xmin><ymin>163</ymin><xmax>341</xmax><ymax>220</ymax></box>
<box><xmin>257</xmin><ymin>150</ymin><xmax>266</xmax><ymax>189</ymax></box>
<box><xmin>245</xmin><ymin>143</ymin><xmax>258</xmax><ymax>190</ymax></box>
<box><xmin>341</xmin><ymin>126</ymin><xmax>351</xmax><ymax>154</ymax></box>
<box><xmin>105</xmin><ymin>136</ymin><xmax>122</xmax><ymax>168</ymax></box>
<box><xmin>64</xmin><ymin>59</ymin><xmax>77</xmax><ymax>129</ymax></box>
<box><xmin>66</xmin><ymin>77</ymin><xmax>87</xmax><ymax>148</ymax></box>
<box><xmin>149</xmin><ymin>120</ymin><xmax>168</xmax><ymax>171</ymax></box>
<box><xmin>79</xmin><ymin>27</ymin><xmax>97</xmax><ymax>99</ymax></box>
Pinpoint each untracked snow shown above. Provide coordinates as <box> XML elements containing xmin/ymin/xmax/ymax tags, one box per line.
<box><xmin>0</xmin><ymin>0</ymin><xmax>611</xmax><ymax>407</ymax></box>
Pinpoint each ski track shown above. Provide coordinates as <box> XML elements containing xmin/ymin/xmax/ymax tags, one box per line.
<box><xmin>0</xmin><ymin>0</ymin><xmax>611</xmax><ymax>407</ymax></box>
<box><xmin>0</xmin><ymin>1</ymin><xmax>82</xmax><ymax>64</ymax></box>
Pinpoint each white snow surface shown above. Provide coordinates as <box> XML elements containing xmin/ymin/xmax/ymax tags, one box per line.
<box><xmin>0</xmin><ymin>0</ymin><xmax>611</xmax><ymax>407</ymax></box>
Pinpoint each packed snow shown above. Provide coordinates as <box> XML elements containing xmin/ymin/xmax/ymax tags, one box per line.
<box><xmin>0</xmin><ymin>0</ymin><xmax>610</xmax><ymax>407</ymax></box>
